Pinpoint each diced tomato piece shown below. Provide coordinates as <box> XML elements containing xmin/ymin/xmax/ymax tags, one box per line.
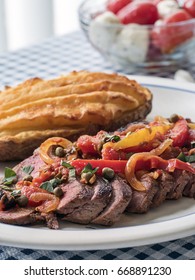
<box><xmin>106</xmin><ymin>0</ymin><xmax>132</xmax><ymax>14</ymax></box>
<box><xmin>102</xmin><ymin>145</ymin><xmax>127</xmax><ymax>160</ymax></box>
<box><xmin>77</xmin><ymin>131</ymin><xmax>106</xmax><ymax>157</ymax></box>
<box><xmin>77</xmin><ymin>135</ymin><xmax>99</xmax><ymax>156</ymax></box>
<box><xmin>170</xmin><ymin>119</ymin><xmax>189</xmax><ymax>147</ymax></box>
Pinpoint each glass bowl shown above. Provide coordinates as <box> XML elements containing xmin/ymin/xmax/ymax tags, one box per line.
<box><xmin>78</xmin><ymin>0</ymin><xmax>195</xmax><ymax>73</ymax></box>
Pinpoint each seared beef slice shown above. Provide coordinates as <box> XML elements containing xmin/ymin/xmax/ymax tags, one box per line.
<box><xmin>0</xmin><ymin>207</ymin><xmax>44</xmax><ymax>225</ymax></box>
<box><xmin>92</xmin><ymin>176</ymin><xmax>132</xmax><ymax>225</ymax></box>
<box><xmin>57</xmin><ymin>178</ymin><xmax>112</xmax><ymax>224</ymax></box>
<box><xmin>126</xmin><ymin>174</ymin><xmax>158</xmax><ymax>213</ymax></box>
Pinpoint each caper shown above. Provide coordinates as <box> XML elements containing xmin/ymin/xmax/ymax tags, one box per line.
<box><xmin>102</xmin><ymin>167</ymin><xmax>115</xmax><ymax>180</ymax></box>
<box><xmin>55</xmin><ymin>146</ymin><xmax>65</xmax><ymax>157</ymax></box>
<box><xmin>169</xmin><ymin>114</ymin><xmax>179</xmax><ymax>123</ymax></box>
<box><xmin>23</xmin><ymin>175</ymin><xmax>33</xmax><ymax>182</ymax></box>
<box><xmin>81</xmin><ymin>172</ymin><xmax>93</xmax><ymax>182</ymax></box>
<box><xmin>16</xmin><ymin>195</ymin><xmax>28</xmax><ymax>207</ymax></box>
<box><xmin>53</xmin><ymin>187</ymin><xmax>63</xmax><ymax>197</ymax></box>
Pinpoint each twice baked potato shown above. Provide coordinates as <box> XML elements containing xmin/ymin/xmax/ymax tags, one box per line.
<box><xmin>0</xmin><ymin>70</ymin><xmax>152</xmax><ymax>161</ymax></box>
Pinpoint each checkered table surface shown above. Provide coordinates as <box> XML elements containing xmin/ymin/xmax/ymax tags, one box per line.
<box><xmin>0</xmin><ymin>31</ymin><xmax>195</xmax><ymax>260</ymax></box>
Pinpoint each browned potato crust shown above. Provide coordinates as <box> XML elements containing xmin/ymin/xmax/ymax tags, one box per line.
<box><xmin>0</xmin><ymin>71</ymin><xmax>152</xmax><ymax>161</ymax></box>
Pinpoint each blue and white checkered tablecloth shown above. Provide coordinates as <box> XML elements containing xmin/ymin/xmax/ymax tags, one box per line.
<box><xmin>0</xmin><ymin>31</ymin><xmax>195</xmax><ymax>260</ymax></box>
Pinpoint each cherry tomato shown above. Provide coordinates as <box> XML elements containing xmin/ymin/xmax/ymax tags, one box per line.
<box><xmin>117</xmin><ymin>1</ymin><xmax>159</xmax><ymax>24</ymax></box>
<box><xmin>170</xmin><ymin>119</ymin><xmax>189</xmax><ymax>147</ymax></box>
<box><xmin>151</xmin><ymin>10</ymin><xmax>193</xmax><ymax>53</ymax></box>
<box><xmin>106</xmin><ymin>0</ymin><xmax>133</xmax><ymax>14</ymax></box>
<box><xmin>164</xmin><ymin>9</ymin><xmax>192</xmax><ymax>23</ymax></box>
<box><xmin>183</xmin><ymin>0</ymin><xmax>195</xmax><ymax>17</ymax></box>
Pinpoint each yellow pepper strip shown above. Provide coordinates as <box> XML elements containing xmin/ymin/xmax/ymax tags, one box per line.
<box><xmin>112</xmin><ymin>125</ymin><xmax>172</xmax><ymax>151</ymax></box>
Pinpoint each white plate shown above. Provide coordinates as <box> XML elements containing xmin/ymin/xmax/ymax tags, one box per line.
<box><xmin>0</xmin><ymin>75</ymin><xmax>195</xmax><ymax>251</ymax></box>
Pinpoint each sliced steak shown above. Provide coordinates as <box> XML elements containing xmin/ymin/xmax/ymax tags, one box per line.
<box><xmin>183</xmin><ymin>172</ymin><xmax>195</xmax><ymax>198</ymax></box>
<box><xmin>92</xmin><ymin>176</ymin><xmax>132</xmax><ymax>225</ymax></box>
<box><xmin>152</xmin><ymin>171</ymin><xmax>174</xmax><ymax>207</ymax></box>
<box><xmin>0</xmin><ymin>207</ymin><xmax>44</xmax><ymax>225</ymax></box>
<box><xmin>13</xmin><ymin>149</ymin><xmax>45</xmax><ymax>181</ymax></box>
<box><xmin>62</xmin><ymin>178</ymin><xmax>112</xmax><ymax>224</ymax></box>
<box><xmin>57</xmin><ymin>178</ymin><xmax>94</xmax><ymax>216</ymax></box>
<box><xmin>126</xmin><ymin>174</ymin><xmax>158</xmax><ymax>213</ymax></box>
<box><xmin>166</xmin><ymin>170</ymin><xmax>191</xmax><ymax>200</ymax></box>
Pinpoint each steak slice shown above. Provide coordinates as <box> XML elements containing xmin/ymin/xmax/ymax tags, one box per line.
<box><xmin>126</xmin><ymin>174</ymin><xmax>158</xmax><ymax>213</ymax></box>
<box><xmin>92</xmin><ymin>176</ymin><xmax>132</xmax><ymax>226</ymax></box>
<box><xmin>13</xmin><ymin>149</ymin><xmax>45</xmax><ymax>181</ymax></box>
<box><xmin>0</xmin><ymin>207</ymin><xmax>44</xmax><ymax>225</ymax></box>
<box><xmin>62</xmin><ymin>178</ymin><xmax>112</xmax><ymax>224</ymax></box>
<box><xmin>166</xmin><ymin>170</ymin><xmax>191</xmax><ymax>200</ymax></box>
<box><xmin>152</xmin><ymin>171</ymin><xmax>174</xmax><ymax>207</ymax></box>
<box><xmin>0</xmin><ymin>207</ymin><xmax>59</xmax><ymax>229</ymax></box>
<box><xmin>183</xmin><ymin>172</ymin><xmax>195</xmax><ymax>198</ymax></box>
<box><xmin>56</xmin><ymin>178</ymin><xmax>94</xmax><ymax>216</ymax></box>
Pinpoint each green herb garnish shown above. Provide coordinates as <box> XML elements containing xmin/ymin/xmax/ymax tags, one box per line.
<box><xmin>61</xmin><ymin>161</ymin><xmax>76</xmax><ymax>178</ymax></box>
<box><xmin>81</xmin><ymin>163</ymin><xmax>99</xmax><ymax>175</ymax></box>
<box><xmin>0</xmin><ymin>185</ymin><xmax>14</xmax><ymax>191</ymax></box>
<box><xmin>104</xmin><ymin>135</ymin><xmax>121</xmax><ymax>143</ymax></box>
<box><xmin>177</xmin><ymin>152</ymin><xmax>195</xmax><ymax>163</ymax></box>
<box><xmin>40</xmin><ymin>178</ymin><xmax>62</xmax><ymax>193</ymax></box>
<box><xmin>61</xmin><ymin>162</ymin><xmax>73</xmax><ymax>169</ymax></box>
<box><xmin>3</xmin><ymin>167</ymin><xmax>17</xmax><ymax>185</ymax></box>
<box><xmin>22</xmin><ymin>165</ymin><xmax>34</xmax><ymax>175</ymax></box>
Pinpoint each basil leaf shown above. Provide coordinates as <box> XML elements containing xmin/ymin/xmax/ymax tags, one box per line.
<box><xmin>177</xmin><ymin>152</ymin><xmax>186</xmax><ymax>162</ymax></box>
<box><xmin>3</xmin><ymin>167</ymin><xmax>17</xmax><ymax>185</ymax></box>
<box><xmin>40</xmin><ymin>178</ymin><xmax>62</xmax><ymax>193</ymax></box>
<box><xmin>186</xmin><ymin>154</ymin><xmax>195</xmax><ymax>163</ymax></box>
<box><xmin>81</xmin><ymin>163</ymin><xmax>99</xmax><ymax>175</ymax></box>
<box><xmin>49</xmin><ymin>178</ymin><xmax>61</xmax><ymax>188</ymax></box>
<box><xmin>22</xmin><ymin>165</ymin><xmax>34</xmax><ymax>175</ymax></box>
<box><xmin>61</xmin><ymin>162</ymin><xmax>73</xmax><ymax>169</ymax></box>
<box><xmin>40</xmin><ymin>181</ymin><xmax>54</xmax><ymax>193</ymax></box>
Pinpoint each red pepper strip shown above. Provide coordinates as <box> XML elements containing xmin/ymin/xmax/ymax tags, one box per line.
<box><xmin>125</xmin><ymin>153</ymin><xmax>195</xmax><ymax>192</ymax></box>
<box><xmin>71</xmin><ymin>159</ymin><xmax>127</xmax><ymax>175</ymax></box>
<box><xmin>169</xmin><ymin>119</ymin><xmax>189</xmax><ymax>147</ymax></box>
